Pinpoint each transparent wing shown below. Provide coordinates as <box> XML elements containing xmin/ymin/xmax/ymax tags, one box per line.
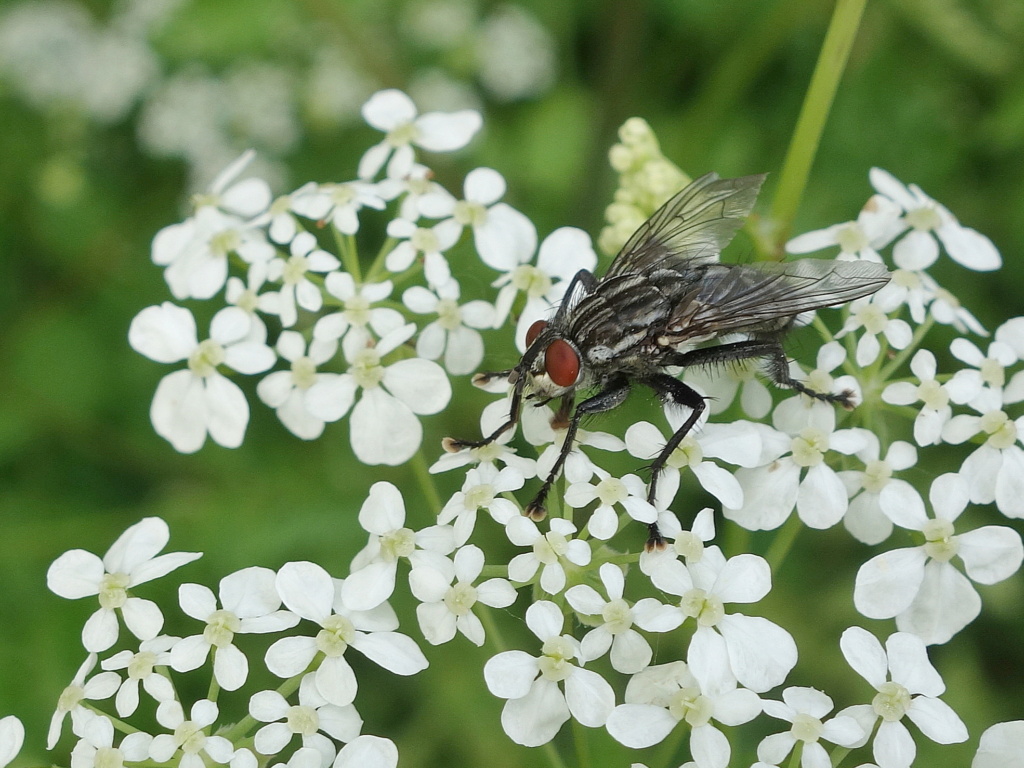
<box><xmin>604</xmin><ymin>172</ymin><xmax>767</xmax><ymax>278</ymax></box>
<box><xmin>666</xmin><ymin>259</ymin><xmax>891</xmax><ymax>339</ymax></box>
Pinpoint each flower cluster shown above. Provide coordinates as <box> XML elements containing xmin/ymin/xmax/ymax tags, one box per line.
<box><xmin>6</xmin><ymin>91</ymin><xmax>1024</xmax><ymax>768</ymax></box>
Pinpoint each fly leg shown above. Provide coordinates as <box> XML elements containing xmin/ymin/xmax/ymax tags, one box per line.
<box><xmin>640</xmin><ymin>373</ymin><xmax>707</xmax><ymax>549</ymax></box>
<box><xmin>524</xmin><ymin>375</ymin><xmax>631</xmax><ymax>520</ymax></box>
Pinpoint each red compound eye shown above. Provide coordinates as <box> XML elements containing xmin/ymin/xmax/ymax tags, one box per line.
<box><xmin>545</xmin><ymin>339</ymin><xmax>580</xmax><ymax>387</ymax></box>
<box><xmin>526</xmin><ymin>319</ymin><xmax>548</xmax><ymax>348</ymax></box>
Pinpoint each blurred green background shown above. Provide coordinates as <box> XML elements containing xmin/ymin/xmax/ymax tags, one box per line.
<box><xmin>2</xmin><ymin>0</ymin><xmax>1024</xmax><ymax>766</ymax></box>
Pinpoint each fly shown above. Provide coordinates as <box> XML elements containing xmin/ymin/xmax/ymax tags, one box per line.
<box><xmin>444</xmin><ymin>172</ymin><xmax>891</xmax><ymax>547</ymax></box>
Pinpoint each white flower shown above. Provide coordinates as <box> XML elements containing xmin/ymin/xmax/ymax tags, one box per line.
<box><xmin>332</xmin><ymin>735</ymin><xmax>398</xmax><ymax>768</ymax></box>
<box><xmin>304</xmin><ymin>323</ymin><xmax>452</xmax><ymax>466</ymax></box>
<box><xmin>101</xmin><ymin>636</ymin><xmax>178</xmax><ymax>716</ymax></box>
<box><xmin>409</xmin><ymin>544</ymin><xmax>517</xmax><ymax>645</ymax></box>
<box><xmin>786</xmin><ymin>193</ymin><xmax>903</xmax><ymax>262</ymax></box>
<box><xmin>288</xmin><ymin>180</ymin><xmax>387</xmax><ymax>236</ymax></box>
<box><xmin>129</xmin><ymin>303</ymin><xmax>276</xmax><ymax>453</ymax></box>
<box><xmin>261</xmin><ymin>231</ymin><xmax>341</xmax><ymax>327</ymax></box>
<box><xmin>402</xmin><ymin>280</ymin><xmax>495</xmax><ymax>375</ymax></box>
<box><xmin>257</xmin><ymin>332</ymin><xmax>341</xmax><ymax>440</ymax></box>
<box><xmin>839</xmin><ymin>435</ymin><xmax>921</xmax><ymax>545</ymax></box>
<box><xmin>624</xmin><ymin>408</ymin><xmax>764</xmax><ymax>512</ymax></box>
<box><xmin>639</xmin><ymin>507</ymin><xmax>717</xmax><ymax>585</ymax></box>
<box><xmin>941</xmin><ymin>389</ymin><xmax>1024</xmax><ymax>517</ymax></box>
<box><xmin>949</xmin><ymin>335</ymin><xmax>1019</xmax><ymax>407</ymax></box>
<box><xmin>882</xmin><ymin>349</ymin><xmax>974</xmax><ymax>446</ymax></box>
<box><xmin>152</xmin><ymin>203</ymin><xmax>275</xmax><ymax>300</ymax></box>
<box><xmin>416</xmin><ymin>167</ymin><xmax>536</xmax><ymax>268</ymax></box>
<box><xmin>249</xmin><ymin>675</ymin><xmax>362</xmax><ymax>765</ymax></box>
<box><xmin>974</xmin><ymin>721</ymin><xmax>1024</xmax><ymax>768</ymax></box>
<box><xmin>837</xmin><ymin>294</ymin><xmax>912</xmax><ymax>367</ymax></box>
<box><xmin>358</xmin><ymin>89</ymin><xmax>482</xmax><ymax>180</ymax></box>
<box><xmin>47</xmin><ymin>516</ymin><xmax>201</xmax><ymax>652</ymax></box>
<box><xmin>341</xmin><ymin>481</ymin><xmax>455</xmax><ymax>611</ymax></box>
<box><xmin>854</xmin><ymin>473</ymin><xmax>1023</xmax><ymax>644</ymax></box>
<box><xmin>724</xmin><ymin>403</ymin><xmax>867</xmax><ymax>531</ymax></box>
<box><xmin>506</xmin><ymin>517</ymin><xmax>591</xmax><ymax>595</ymax></box>
<box><xmin>266</xmin><ymin>561</ymin><xmax>428</xmax><ymax>707</ymax></box>
<box><xmin>430</xmin><ymin>398</ymin><xmax>538</xmax><ymax>478</ymax></box>
<box><xmin>437</xmin><ymin>463</ymin><xmax>525</xmax><ymax>546</ymax></box>
<box><xmin>170</xmin><ymin>566</ymin><xmax>299</xmax><ymax>690</ymax></box>
<box><xmin>0</xmin><ymin>716</ymin><xmax>25</xmax><ymax>768</ymax></box>
<box><xmin>46</xmin><ymin>655</ymin><xmax>120</xmax><ymax>749</ymax></box>
<box><xmin>652</xmin><ymin>545</ymin><xmax>797</xmax><ymax>693</ymax></box>
<box><xmin>150</xmin><ymin>699</ymin><xmax>234</xmax><ymax>768</ymax></box>
<box><xmin>605</xmin><ymin>653</ymin><xmax>761</xmax><ymax>767</ymax></box>
<box><xmin>488</xmin><ymin>226</ymin><xmax>598</xmax><ymax>348</ymax></box>
<box><xmin>757</xmin><ymin>687</ymin><xmax>865</xmax><ymax>768</ymax></box>
<box><xmin>69</xmin><ymin>713</ymin><xmax>151</xmax><ymax>768</ymax></box>
<box><xmin>564</xmin><ymin>563</ymin><xmax>678</xmax><ymax>674</ymax></box>
<box><xmin>313</xmin><ymin>273</ymin><xmax>405</xmax><ymax>348</ymax></box>
<box><xmin>563</xmin><ymin>469</ymin><xmax>657</xmax><ymax>540</ymax></box>
<box><xmin>384</xmin><ymin>217</ymin><xmax>460</xmax><ymax>288</ymax></box>
<box><xmin>483</xmin><ymin>601</ymin><xmax>614</xmax><ymax>747</ymax></box>
<box><xmin>224</xmin><ymin>263</ymin><xmax>271</xmax><ymax>341</ymax></box>
<box><xmin>869</xmin><ymin>167</ymin><xmax>1001</xmax><ymax>272</ymax></box>
<box><xmin>837</xmin><ymin>627</ymin><xmax>968</xmax><ymax>768</ymax></box>
<box><xmin>923</xmin><ymin>273</ymin><xmax>987</xmax><ymax>334</ymax></box>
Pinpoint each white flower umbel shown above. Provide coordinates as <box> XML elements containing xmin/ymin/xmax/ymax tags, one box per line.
<box><xmin>838</xmin><ymin>435</ymin><xmax>921</xmax><ymax>545</ymax></box>
<box><xmin>483</xmin><ymin>601</ymin><xmax>614</xmax><ymax>747</ymax></box>
<box><xmin>358</xmin><ymin>88</ymin><xmax>482</xmax><ymax>180</ymax></box>
<box><xmin>725</xmin><ymin>401</ymin><xmax>867</xmax><ymax>531</ymax></box>
<box><xmin>47</xmin><ymin>516</ymin><xmax>201</xmax><ymax>652</ymax></box>
<box><xmin>564</xmin><ymin>469</ymin><xmax>657</xmax><ymax>540</ymax></box>
<box><xmin>0</xmin><ymin>716</ymin><xmax>25</xmax><ymax>768</ymax></box>
<box><xmin>854</xmin><ymin>473</ymin><xmax>1023</xmax><ymax>644</ymax></box>
<box><xmin>257</xmin><ymin>333</ymin><xmax>342</xmax><ymax>440</ymax></box>
<box><xmin>837</xmin><ymin>627</ymin><xmax>967</xmax><ymax>768</ymax></box>
<box><xmin>837</xmin><ymin>293</ymin><xmax>913</xmax><ymax>367</ymax></box>
<box><xmin>409</xmin><ymin>544</ymin><xmax>517</xmax><ymax>646</ymax></box>
<box><xmin>506</xmin><ymin>517</ymin><xmax>591</xmax><ymax>595</ymax></box>
<box><xmin>46</xmin><ymin>655</ymin><xmax>119</xmax><ymax>749</ymax></box>
<box><xmin>384</xmin><ymin>216</ymin><xmax>460</xmax><ymax>288</ymax></box>
<box><xmin>249</xmin><ymin>674</ymin><xmax>362</xmax><ymax>765</ymax></box>
<box><xmin>341</xmin><ymin>481</ymin><xmax>455</xmax><ymax>611</ymax></box>
<box><xmin>437</xmin><ymin>463</ymin><xmax>525</xmax><ymax>546</ymax></box>
<box><xmin>129</xmin><ymin>303</ymin><xmax>276</xmax><ymax>453</ymax></box>
<box><xmin>941</xmin><ymin>388</ymin><xmax>1024</xmax><ymax>517</ymax></box>
<box><xmin>974</xmin><ymin>721</ymin><xmax>1024</xmax><ymax>768</ymax></box>
<box><xmin>564</xmin><ymin>562</ymin><xmax>679</xmax><ymax>674</ymax></box>
<box><xmin>101</xmin><ymin>636</ymin><xmax>178</xmax><ymax>717</ymax></box>
<box><xmin>605</xmin><ymin>650</ymin><xmax>761</xmax><ymax>767</ymax></box>
<box><xmin>624</xmin><ymin>406</ymin><xmax>764</xmax><ymax>512</ymax></box>
<box><xmin>786</xmin><ymin>193</ymin><xmax>902</xmax><ymax>262</ymax></box>
<box><xmin>261</xmin><ymin>231</ymin><xmax>341</xmax><ymax>328</ymax></box>
<box><xmin>652</xmin><ymin>545</ymin><xmax>797</xmax><ymax>693</ymax></box>
<box><xmin>487</xmin><ymin>226</ymin><xmax>598</xmax><ymax>349</ymax></box>
<box><xmin>757</xmin><ymin>687</ymin><xmax>865</xmax><ymax>768</ymax></box>
<box><xmin>150</xmin><ymin>699</ymin><xmax>234</xmax><ymax>768</ymax></box>
<box><xmin>288</xmin><ymin>180</ymin><xmax>387</xmax><ymax>236</ymax></box>
<box><xmin>170</xmin><ymin>566</ymin><xmax>299</xmax><ymax>690</ymax></box>
<box><xmin>70</xmin><ymin>711</ymin><xmax>152</xmax><ymax>768</ymax></box>
<box><xmin>152</xmin><ymin>153</ymin><xmax>275</xmax><ymax>300</ymax></box>
<box><xmin>882</xmin><ymin>349</ymin><xmax>974</xmax><ymax>447</ymax></box>
<box><xmin>402</xmin><ymin>280</ymin><xmax>495</xmax><ymax>375</ymax></box>
<box><xmin>266</xmin><ymin>561</ymin><xmax>428</xmax><ymax>707</ymax></box>
<box><xmin>304</xmin><ymin>323</ymin><xmax>451</xmax><ymax>466</ymax></box>
<box><xmin>869</xmin><ymin>167</ymin><xmax>1001</xmax><ymax>272</ymax></box>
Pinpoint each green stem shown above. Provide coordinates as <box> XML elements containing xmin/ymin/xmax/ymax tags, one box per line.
<box><xmin>766</xmin><ymin>512</ymin><xmax>804</xmax><ymax>572</ymax></box>
<box><xmin>410</xmin><ymin>449</ymin><xmax>443</xmax><ymax>517</ymax></box>
<box><xmin>770</xmin><ymin>0</ymin><xmax>869</xmax><ymax>252</ymax></box>
<box><xmin>879</xmin><ymin>314</ymin><xmax>936</xmax><ymax>382</ymax></box>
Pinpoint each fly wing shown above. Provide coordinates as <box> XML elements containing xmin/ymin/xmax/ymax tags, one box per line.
<box><xmin>664</xmin><ymin>258</ymin><xmax>891</xmax><ymax>341</ymax></box>
<box><xmin>604</xmin><ymin>172</ymin><xmax>767</xmax><ymax>278</ymax></box>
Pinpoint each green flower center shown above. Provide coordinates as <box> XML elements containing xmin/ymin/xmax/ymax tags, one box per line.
<box><xmin>673</xmin><ymin>531</ymin><xmax>705</xmax><ymax>562</ymax></box>
<box><xmin>291</xmin><ymin>356</ymin><xmax>318</xmax><ymax>389</ymax></box>
<box><xmin>792</xmin><ymin>428</ymin><xmax>828</xmax><ymax>468</ymax></box>
<box><xmin>351</xmin><ymin>348</ymin><xmax>384</xmax><ymax>389</ymax></box>
<box><xmin>387</xmin><ymin>122</ymin><xmax>418</xmax><ymax>147</ymax></box>
<box><xmin>464</xmin><ymin>482</ymin><xmax>496</xmax><ymax>510</ymax></box>
<box><xmin>534</xmin><ymin>531</ymin><xmax>569</xmax><ymax>565</ymax></box>
<box><xmin>444</xmin><ymin>582</ymin><xmax>478</xmax><ymax>616</ymax></box>
<box><xmin>94</xmin><ymin>746</ymin><xmax>125</xmax><ymax>768</ymax></box>
<box><xmin>669</xmin><ymin>436</ymin><xmax>703</xmax><ymax>469</ymax></box>
<box><xmin>204</xmin><ymin>609</ymin><xmax>242</xmax><ymax>648</ymax></box>
<box><xmin>410</xmin><ymin>227</ymin><xmax>440</xmax><ymax>254</ymax></box>
<box><xmin>918</xmin><ymin>379</ymin><xmax>948</xmax><ymax>410</ymax></box>
<box><xmin>679</xmin><ymin>588</ymin><xmax>724</xmax><ymax>627</ymax></box>
<box><xmin>127</xmin><ymin>651</ymin><xmax>157</xmax><ymax>680</ymax></box>
<box><xmin>668</xmin><ymin>687</ymin><xmax>713</xmax><ymax>727</ymax></box>
<box><xmin>856</xmin><ymin>303</ymin><xmax>889</xmax><ymax>335</ymax></box>
<box><xmin>98</xmin><ymin>572</ymin><xmax>130</xmax><ymax>610</ymax></box>
<box><xmin>380</xmin><ymin>527</ymin><xmax>416</xmax><ymax>561</ymax></box>
<box><xmin>436</xmin><ymin>298</ymin><xmax>463</xmax><ymax>331</ymax></box>
<box><xmin>282</xmin><ymin>254</ymin><xmax>310</xmax><ymax>285</ymax></box>
<box><xmin>511</xmin><ymin>265</ymin><xmax>552</xmax><ymax>299</ymax></box>
<box><xmin>538</xmin><ymin>636</ymin><xmax>576</xmax><ymax>682</ymax></box>
<box><xmin>175</xmin><ymin>720</ymin><xmax>207</xmax><ymax>754</ymax></box>
<box><xmin>601</xmin><ymin>598</ymin><xmax>633</xmax><ymax>634</ymax></box>
<box><xmin>188</xmin><ymin>339</ymin><xmax>226</xmax><ymax>378</ymax></box>
<box><xmin>316</xmin><ymin>614</ymin><xmax>356</xmax><ymax>657</ymax></box>
<box><xmin>905</xmin><ymin>205</ymin><xmax>941</xmax><ymax>232</ymax></box>
<box><xmin>453</xmin><ymin>199</ymin><xmax>487</xmax><ymax>228</ymax></box>
<box><xmin>286</xmin><ymin>704</ymin><xmax>320</xmax><ymax>736</ymax></box>
<box><xmin>209</xmin><ymin>228</ymin><xmax>241</xmax><ymax>257</ymax></box>
<box><xmin>922</xmin><ymin>518</ymin><xmax>958</xmax><ymax>562</ymax></box>
<box><xmin>862</xmin><ymin>459</ymin><xmax>892</xmax><ymax>494</ymax></box>
<box><xmin>981</xmin><ymin>410</ymin><xmax>1017</xmax><ymax>450</ymax></box>
<box><xmin>791</xmin><ymin>712</ymin><xmax>824</xmax><ymax>743</ymax></box>
<box><xmin>343</xmin><ymin>294</ymin><xmax>371</xmax><ymax>327</ymax></box>
<box><xmin>836</xmin><ymin>222</ymin><xmax>869</xmax><ymax>253</ymax></box>
<box><xmin>872</xmin><ymin>680</ymin><xmax>912</xmax><ymax>722</ymax></box>
<box><xmin>980</xmin><ymin>358</ymin><xmax>1005</xmax><ymax>389</ymax></box>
